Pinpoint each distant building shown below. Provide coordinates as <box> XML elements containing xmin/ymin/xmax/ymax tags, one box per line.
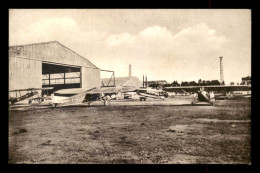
<box><xmin>146</xmin><ymin>80</ymin><xmax>167</xmax><ymax>86</ymax></box>
<box><xmin>241</xmin><ymin>76</ymin><xmax>251</xmax><ymax>85</ymax></box>
<box><xmin>101</xmin><ymin>76</ymin><xmax>142</xmax><ymax>91</ymax></box>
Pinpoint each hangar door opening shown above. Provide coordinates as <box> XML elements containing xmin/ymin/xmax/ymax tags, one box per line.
<box><xmin>42</xmin><ymin>62</ymin><xmax>81</xmax><ymax>94</ymax></box>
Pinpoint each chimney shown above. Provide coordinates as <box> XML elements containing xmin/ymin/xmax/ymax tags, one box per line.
<box><xmin>129</xmin><ymin>64</ymin><xmax>132</xmax><ymax>77</ymax></box>
<box><xmin>143</xmin><ymin>75</ymin><xmax>144</xmax><ymax>88</ymax></box>
<box><xmin>145</xmin><ymin>75</ymin><xmax>147</xmax><ymax>88</ymax></box>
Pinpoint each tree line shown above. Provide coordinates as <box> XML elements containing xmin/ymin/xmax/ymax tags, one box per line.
<box><xmin>148</xmin><ymin>79</ymin><xmax>224</xmax><ymax>88</ymax></box>
<box><xmin>147</xmin><ymin>76</ymin><xmax>251</xmax><ymax>88</ymax></box>
<box><xmin>169</xmin><ymin>79</ymin><xmax>223</xmax><ymax>87</ymax></box>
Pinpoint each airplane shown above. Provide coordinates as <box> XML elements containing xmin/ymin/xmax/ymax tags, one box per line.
<box><xmin>9</xmin><ymin>87</ymin><xmax>54</xmax><ymax>105</ymax></box>
<box><xmin>162</xmin><ymin>85</ymin><xmax>251</xmax><ymax>105</ymax></box>
<box><xmin>126</xmin><ymin>88</ymin><xmax>168</xmax><ymax>101</ymax></box>
<box><xmin>51</xmin><ymin>86</ymin><xmax>128</xmax><ymax>107</ymax></box>
<box><xmin>51</xmin><ymin>86</ymin><xmax>170</xmax><ymax>107</ymax></box>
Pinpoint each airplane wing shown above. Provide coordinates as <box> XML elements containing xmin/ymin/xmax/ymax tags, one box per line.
<box><xmin>86</xmin><ymin>86</ymin><xmax>123</xmax><ymax>94</ymax></box>
<box><xmin>9</xmin><ymin>87</ymin><xmax>54</xmax><ymax>92</ymax></box>
<box><xmin>28</xmin><ymin>87</ymin><xmax>54</xmax><ymax>91</ymax></box>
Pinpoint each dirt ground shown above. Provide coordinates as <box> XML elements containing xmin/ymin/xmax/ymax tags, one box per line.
<box><xmin>8</xmin><ymin>99</ymin><xmax>251</xmax><ymax>164</ymax></box>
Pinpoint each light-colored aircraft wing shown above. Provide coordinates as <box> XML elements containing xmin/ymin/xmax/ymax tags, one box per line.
<box><xmin>86</xmin><ymin>86</ymin><xmax>123</xmax><ymax>94</ymax></box>
<box><xmin>9</xmin><ymin>87</ymin><xmax>54</xmax><ymax>92</ymax></box>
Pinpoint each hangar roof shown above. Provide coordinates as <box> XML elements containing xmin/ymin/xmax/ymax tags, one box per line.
<box><xmin>9</xmin><ymin>41</ymin><xmax>98</xmax><ymax>69</ymax></box>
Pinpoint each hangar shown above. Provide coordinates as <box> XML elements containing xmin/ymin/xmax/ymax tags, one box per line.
<box><xmin>9</xmin><ymin>41</ymin><xmax>100</xmax><ymax>97</ymax></box>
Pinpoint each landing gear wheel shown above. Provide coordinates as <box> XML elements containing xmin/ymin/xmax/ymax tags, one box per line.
<box><xmin>37</xmin><ymin>98</ymin><xmax>43</xmax><ymax>104</ymax></box>
<box><xmin>52</xmin><ymin>103</ymin><xmax>58</xmax><ymax>107</ymax></box>
<box><xmin>140</xmin><ymin>97</ymin><xmax>146</xmax><ymax>101</ymax></box>
<box><xmin>104</xmin><ymin>100</ymin><xmax>110</xmax><ymax>106</ymax></box>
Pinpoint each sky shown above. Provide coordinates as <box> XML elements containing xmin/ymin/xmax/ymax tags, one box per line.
<box><xmin>9</xmin><ymin>9</ymin><xmax>251</xmax><ymax>84</ymax></box>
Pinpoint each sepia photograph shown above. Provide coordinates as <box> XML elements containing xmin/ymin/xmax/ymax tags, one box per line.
<box><xmin>8</xmin><ymin>9</ymin><xmax>251</xmax><ymax>164</ymax></box>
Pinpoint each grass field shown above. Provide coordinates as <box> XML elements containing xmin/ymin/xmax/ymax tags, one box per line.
<box><xmin>8</xmin><ymin>99</ymin><xmax>251</xmax><ymax>164</ymax></box>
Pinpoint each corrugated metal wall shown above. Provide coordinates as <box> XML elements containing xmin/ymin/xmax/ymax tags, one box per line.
<box><xmin>81</xmin><ymin>67</ymin><xmax>100</xmax><ymax>89</ymax></box>
<box><xmin>9</xmin><ymin>41</ymin><xmax>100</xmax><ymax>97</ymax></box>
<box><xmin>9</xmin><ymin>56</ymin><xmax>42</xmax><ymax>97</ymax></box>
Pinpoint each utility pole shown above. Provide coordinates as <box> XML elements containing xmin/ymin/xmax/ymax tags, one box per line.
<box><xmin>220</xmin><ymin>56</ymin><xmax>224</xmax><ymax>85</ymax></box>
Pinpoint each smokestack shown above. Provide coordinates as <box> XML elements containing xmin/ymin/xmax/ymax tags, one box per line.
<box><xmin>143</xmin><ymin>75</ymin><xmax>144</xmax><ymax>88</ymax></box>
<box><xmin>145</xmin><ymin>75</ymin><xmax>147</xmax><ymax>88</ymax></box>
<box><xmin>129</xmin><ymin>64</ymin><xmax>132</xmax><ymax>77</ymax></box>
